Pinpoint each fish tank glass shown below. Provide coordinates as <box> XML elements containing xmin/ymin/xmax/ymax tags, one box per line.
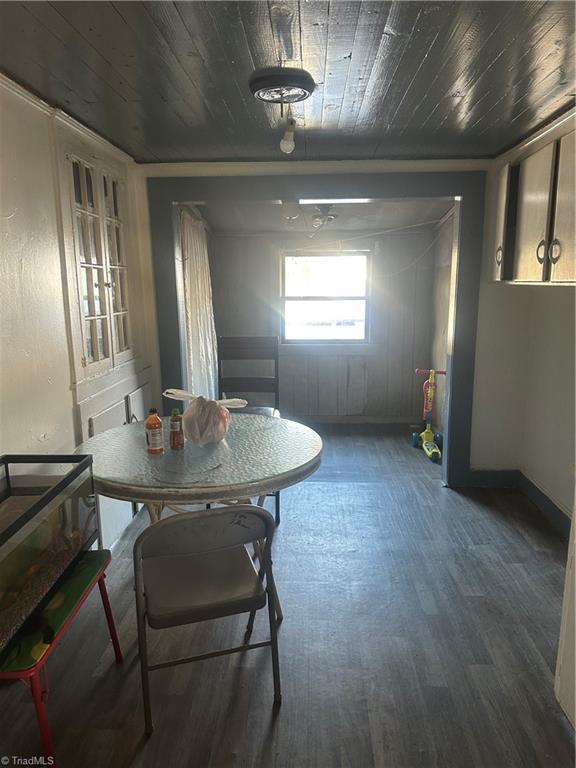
<box><xmin>0</xmin><ymin>455</ymin><xmax>97</xmax><ymax>652</ymax></box>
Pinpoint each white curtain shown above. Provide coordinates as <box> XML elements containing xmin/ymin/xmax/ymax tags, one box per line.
<box><xmin>178</xmin><ymin>206</ymin><xmax>218</xmax><ymax>399</ymax></box>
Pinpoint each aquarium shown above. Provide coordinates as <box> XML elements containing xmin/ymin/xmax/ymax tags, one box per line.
<box><xmin>0</xmin><ymin>455</ymin><xmax>97</xmax><ymax>652</ymax></box>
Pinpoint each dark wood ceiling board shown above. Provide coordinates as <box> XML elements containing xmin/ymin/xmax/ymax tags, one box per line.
<box><xmin>237</xmin><ymin>2</ymin><xmax>286</xmax><ymax>129</ymax></box>
<box><xmin>336</xmin><ymin>2</ymin><xmax>392</xmax><ymax>132</ymax></box>
<box><xmin>451</xmin><ymin>9</ymin><xmax>574</xmax><ymax>140</ymax></box>
<box><xmin>268</xmin><ymin>0</ymin><xmax>302</xmax><ymax>66</ymax></box>
<box><xmin>394</xmin><ymin>3</ymin><xmax>490</xmax><ymax>137</ymax></box>
<box><xmin>49</xmin><ymin>0</ymin><xmax>203</xmax><ymax>150</ymax></box>
<box><xmin>299</xmin><ymin>0</ymin><xmax>329</xmax><ymax>136</ymax></box>
<box><xmin>132</xmin><ymin>2</ymin><xmax>243</xmax><ymax>156</ymax></box>
<box><xmin>23</xmin><ymin>2</ymin><xmax>142</xmax><ymax>104</ymax></box>
<box><xmin>0</xmin><ymin>2</ymin><xmax>158</xmax><ymax>160</ymax></box>
<box><xmin>469</xmin><ymin>9</ymin><xmax>575</xmax><ymax>136</ymax></box>
<box><xmin>109</xmin><ymin>1</ymin><xmax>227</xmax><ymax>135</ymax></box>
<box><xmin>0</xmin><ymin>3</ymin><xmax>100</xmax><ymax>105</ymax></box>
<box><xmin>372</xmin><ymin>2</ymin><xmax>459</xmax><ymax>155</ymax></box>
<box><xmin>320</xmin><ymin>0</ymin><xmax>361</xmax><ymax>130</ymax></box>
<box><xmin>175</xmin><ymin>0</ymin><xmax>272</xmax><ymax>149</ymax></box>
<box><xmin>353</xmin><ymin>2</ymin><xmax>422</xmax><ymax>132</ymax></box>
<box><xmin>267</xmin><ymin>1</ymin><xmax>307</xmax><ymax>125</ymax></box>
<box><xmin>426</xmin><ymin>1</ymin><xmax>549</xmax><ymax>133</ymax></box>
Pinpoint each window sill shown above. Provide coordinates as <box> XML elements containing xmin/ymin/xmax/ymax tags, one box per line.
<box><xmin>279</xmin><ymin>342</ymin><xmax>378</xmax><ymax>357</ymax></box>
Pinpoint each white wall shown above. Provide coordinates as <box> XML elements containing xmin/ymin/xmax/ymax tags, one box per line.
<box><xmin>471</xmin><ymin>113</ymin><xmax>575</xmax><ymax>517</ymax></box>
<box><xmin>0</xmin><ymin>84</ymin><xmax>76</xmax><ymax>454</ymax></box>
<box><xmin>430</xmin><ymin>214</ymin><xmax>455</xmax><ymax>432</ymax></box>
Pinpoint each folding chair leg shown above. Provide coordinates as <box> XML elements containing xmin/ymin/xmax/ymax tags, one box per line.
<box><xmin>274</xmin><ymin>492</ymin><xmax>280</xmax><ymax>527</ymax></box>
<box><xmin>244</xmin><ymin>610</ymin><xmax>257</xmax><ymax>644</ymax></box>
<box><xmin>30</xmin><ymin>670</ymin><xmax>56</xmax><ymax>761</ymax></box>
<box><xmin>98</xmin><ymin>575</ymin><xmax>123</xmax><ymax>664</ymax></box>
<box><xmin>267</xmin><ymin>587</ymin><xmax>282</xmax><ymax>707</ymax></box>
<box><xmin>137</xmin><ymin>617</ymin><xmax>153</xmax><ymax>736</ymax></box>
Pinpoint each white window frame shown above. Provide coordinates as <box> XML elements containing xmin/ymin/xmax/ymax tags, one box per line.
<box><xmin>281</xmin><ymin>251</ymin><xmax>371</xmax><ymax>344</ymax></box>
<box><xmin>59</xmin><ymin>144</ymin><xmax>134</xmax><ymax>385</ymax></box>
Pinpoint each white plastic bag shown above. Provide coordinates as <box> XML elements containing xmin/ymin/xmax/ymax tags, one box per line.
<box><xmin>163</xmin><ymin>389</ymin><xmax>247</xmax><ymax>446</ymax></box>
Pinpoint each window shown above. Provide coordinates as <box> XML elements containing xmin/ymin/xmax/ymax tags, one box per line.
<box><xmin>69</xmin><ymin>156</ymin><xmax>131</xmax><ymax>372</ymax></box>
<box><xmin>282</xmin><ymin>253</ymin><xmax>369</xmax><ymax>342</ymax></box>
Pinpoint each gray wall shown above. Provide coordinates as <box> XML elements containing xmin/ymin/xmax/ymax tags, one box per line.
<box><xmin>430</xmin><ymin>214</ymin><xmax>455</xmax><ymax>431</ymax></box>
<box><xmin>210</xmin><ymin>230</ymin><xmax>436</xmax><ymax>422</ymax></box>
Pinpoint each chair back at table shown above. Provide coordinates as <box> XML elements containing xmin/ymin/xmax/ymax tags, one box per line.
<box><xmin>217</xmin><ymin>336</ymin><xmax>279</xmax><ymax>410</ymax></box>
<box><xmin>133</xmin><ymin>506</ymin><xmax>276</xmax><ymax>601</ymax></box>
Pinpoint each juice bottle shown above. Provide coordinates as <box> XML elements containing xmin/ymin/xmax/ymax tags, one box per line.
<box><xmin>145</xmin><ymin>408</ymin><xmax>164</xmax><ymax>455</ymax></box>
<box><xmin>169</xmin><ymin>408</ymin><xmax>184</xmax><ymax>450</ymax></box>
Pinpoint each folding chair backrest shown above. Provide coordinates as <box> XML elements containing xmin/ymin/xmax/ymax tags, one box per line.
<box><xmin>217</xmin><ymin>336</ymin><xmax>279</xmax><ymax>409</ymax></box>
<box><xmin>134</xmin><ymin>505</ymin><xmax>275</xmax><ymax>562</ymax></box>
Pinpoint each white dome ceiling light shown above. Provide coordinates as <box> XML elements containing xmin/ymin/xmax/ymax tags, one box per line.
<box><xmin>249</xmin><ymin>66</ymin><xmax>315</xmax><ymax>156</ymax></box>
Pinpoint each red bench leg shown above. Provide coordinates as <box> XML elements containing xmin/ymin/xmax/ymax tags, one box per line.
<box><xmin>30</xmin><ymin>670</ymin><xmax>56</xmax><ymax>762</ymax></box>
<box><xmin>98</xmin><ymin>574</ymin><xmax>123</xmax><ymax>664</ymax></box>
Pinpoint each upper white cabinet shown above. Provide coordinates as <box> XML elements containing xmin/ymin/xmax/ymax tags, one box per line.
<box><xmin>513</xmin><ymin>143</ymin><xmax>556</xmax><ymax>282</ymax></box>
<box><xmin>549</xmin><ymin>131</ymin><xmax>575</xmax><ymax>283</ymax></box>
<box><xmin>490</xmin><ymin>163</ymin><xmax>511</xmax><ymax>282</ymax></box>
<box><xmin>509</xmin><ymin>130</ymin><xmax>575</xmax><ymax>284</ymax></box>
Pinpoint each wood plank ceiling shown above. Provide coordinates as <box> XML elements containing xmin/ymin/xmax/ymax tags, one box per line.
<box><xmin>0</xmin><ymin>1</ymin><xmax>574</xmax><ymax>162</ymax></box>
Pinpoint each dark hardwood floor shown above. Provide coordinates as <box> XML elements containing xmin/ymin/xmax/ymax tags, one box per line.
<box><xmin>1</xmin><ymin>431</ymin><xmax>573</xmax><ymax>767</ymax></box>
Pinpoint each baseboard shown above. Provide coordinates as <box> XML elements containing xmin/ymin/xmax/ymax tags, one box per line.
<box><xmin>517</xmin><ymin>473</ymin><xmax>572</xmax><ymax>538</ymax></box>
<box><xmin>465</xmin><ymin>469</ymin><xmax>522</xmax><ymax>488</ymax></box>
<box><xmin>466</xmin><ymin>470</ymin><xmax>570</xmax><ymax>539</ymax></box>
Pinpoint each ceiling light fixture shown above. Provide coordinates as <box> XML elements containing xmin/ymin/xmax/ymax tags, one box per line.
<box><xmin>280</xmin><ymin>116</ymin><xmax>296</xmax><ymax>155</ymax></box>
<box><xmin>249</xmin><ymin>66</ymin><xmax>315</xmax><ymax>106</ymax></box>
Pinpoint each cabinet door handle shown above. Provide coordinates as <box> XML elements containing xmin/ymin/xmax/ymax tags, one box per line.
<box><xmin>548</xmin><ymin>238</ymin><xmax>561</xmax><ymax>264</ymax></box>
<box><xmin>495</xmin><ymin>246</ymin><xmax>503</xmax><ymax>266</ymax></box>
<box><xmin>536</xmin><ymin>239</ymin><xmax>547</xmax><ymax>264</ymax></box>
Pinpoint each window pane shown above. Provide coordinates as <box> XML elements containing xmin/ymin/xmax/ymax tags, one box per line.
<box><xmin>111</xmin><ymin>268</ymin><xmax>127</xmax><ymax>312</ymax></box>
<box><xmin>284</xmin><ymin>255</ymin><xmax>367</xmax><ymax>297</ymax></box>
<box><xmin>284</xmin><ymin>300</ymin><xmax>366</xmax><ymax>341</ymax></box>
<box><xmin>72</xmin><ymin>162</ymin><xmax>82</xmax><ymax>205</ymax></box>
<box><xmin>85</xmin><ymin>167</ymin><xmax>94</xmax><ymax>208</ymax></box>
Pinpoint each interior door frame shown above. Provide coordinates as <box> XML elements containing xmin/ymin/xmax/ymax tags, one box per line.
<box><xmin>147</xmin><ymin>172</ymin><xmax>485</xmax><ymax>488</ymax></box>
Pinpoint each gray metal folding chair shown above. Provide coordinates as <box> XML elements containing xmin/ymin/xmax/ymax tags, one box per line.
<box><xmin>133</xmin><ymin>504</ymin><xmax>281</xmax><ymax>735</ymax></box>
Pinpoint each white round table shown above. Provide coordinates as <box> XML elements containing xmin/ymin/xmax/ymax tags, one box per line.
<box><xmin>76</xmin><ymin>414</ymin><xmax>323</xmax><ymax>522</ymax></box>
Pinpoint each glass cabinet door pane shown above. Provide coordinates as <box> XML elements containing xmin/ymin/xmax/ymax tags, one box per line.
<box><xmin>92</xmin><ymin>269</ymin><xmax>106</xmax><ymax>316</ymax></box>
<box><xmin>81</xmin><ymin>267</ymin><xmax>90</xmax><ymax>316</ymax></box>
<box><xmin>112</xmin><ymin>181</ymin><xmax>119</xmax><ymax>217</ymax></box>
<box><xmin>87</xmin><ymin>219</ymin><xmax>101</xmax><ymax>264</ymax></box>
<box><xmin>110</xmin><ymin>268</ymin><xmax>124</xmax><ymax>311</ymax></box>
<box><xmin>72</xmin><ymin>162</ymin><xmax>82</xmax><ymax>205</ymax></box>
<box><xmin>75</xmin><ymin>216</ymin><xmax>86</xmax><ymax>263</ymax></box>
<box><xmin>85</xmin><ymin>167</ymin><xmax>95</xmax><ymax>209</ymax></box>
<box><xmin>85</xmin><ymin>320</ymin><xmax>94</xmax><ymax>362</ymax></box>
<box><xmin>107</xmin><ymin>224</ymin><xmax>117</xmax><ymax>265</ymax></box>
<box><xmin>103</xmin><ymin>175</ymin><xmax>112</xmax><ymax>217</ymax></box>
<box><xmin>115</xmin><ymin>226</ymin><xmax>123</xmax><ymax>265</ymax></box>
<box><xmin>95</xmin><ymin>319</ymin><xmax>109</xmax><ymax>359</ymax></box>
